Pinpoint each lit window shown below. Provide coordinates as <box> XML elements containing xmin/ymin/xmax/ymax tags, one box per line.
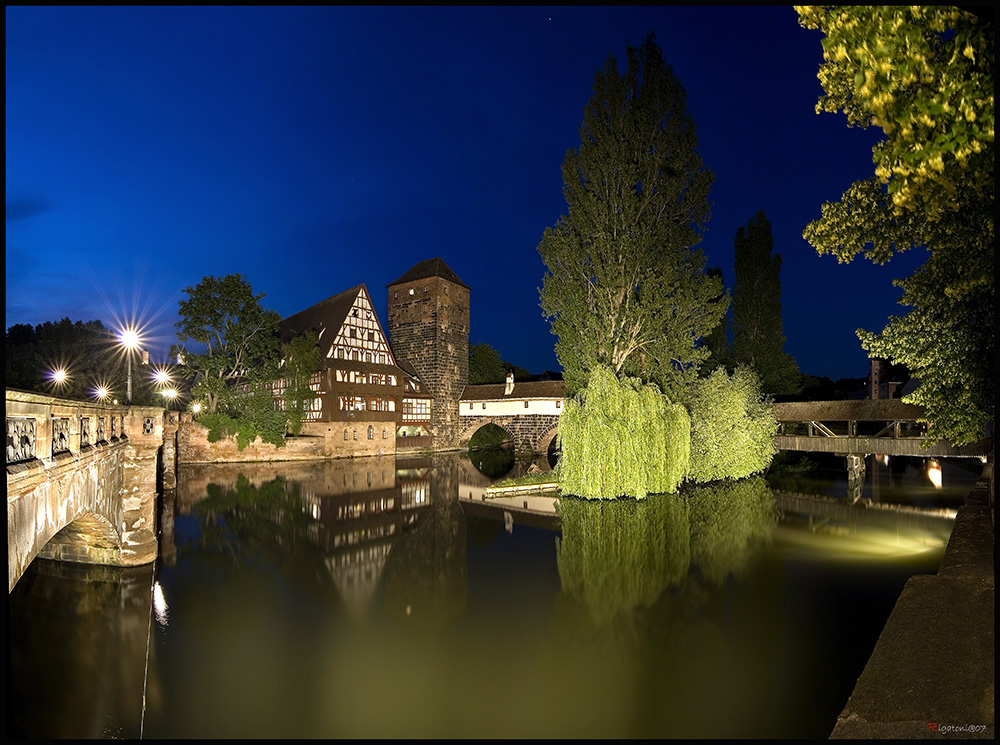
<box><xmin>367</xmin><ymin>425</ymin><xmax>374</xmax><ymax>440</ymax></box>
<box><xmin>344</xmin><ymin>430</ymin><xmax>349</xmax><ymax>440</ymax></box>
<box><xmin>382</xmin><ymin>429</ymin><xmax>387</xmax><ymax>439</ymax></box>
<box><xmin>353</xmin><ymin>429</ymin><xmax>357</xmax><ymax>440</ymax></box>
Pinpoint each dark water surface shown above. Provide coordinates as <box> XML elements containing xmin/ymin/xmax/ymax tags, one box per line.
<box><xmin>7</xmin><ymin>451</ymin><xmax>981</xmax><ymax>739</ymax></box>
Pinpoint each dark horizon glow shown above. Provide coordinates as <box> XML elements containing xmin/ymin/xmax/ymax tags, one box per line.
<box><xmin>6</xmin><ymin>6</ymin><xmax>926</xmax><ymax>382</ymax></box>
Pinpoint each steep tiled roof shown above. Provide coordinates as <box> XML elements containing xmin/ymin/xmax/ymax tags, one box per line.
<box><xmin>279</xmin><ymin>285</ymin><xmax>363</xmax><ymax>353</ymax></box>
<box><xmin>387</xmin><ymin>257</ymin><xmax>469</xmax><ymax>290</ymax></box>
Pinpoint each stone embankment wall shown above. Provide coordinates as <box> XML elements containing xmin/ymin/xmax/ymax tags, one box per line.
<box><xmin>176</xmin><ymin>413</ymin><xmax>395</xmax><ymax>464</ymax></box>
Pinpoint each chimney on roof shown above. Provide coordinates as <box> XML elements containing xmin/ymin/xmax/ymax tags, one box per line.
<box><xmin>504</xmin><ymin>371</ymin><xmax>515</xmax><ymax>396</ymax></box>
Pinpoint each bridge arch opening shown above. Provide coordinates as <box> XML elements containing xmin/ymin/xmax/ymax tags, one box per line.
<box><xmin>37</xmin><ymin>512</ymin><xmax>123</xmax><ymax>566</ymax></box>
<box><xmin>467</xmin><ymin>422</ymin><xmax>513</xmax><ymax>449</ymax></box>
<box><xmin>465</xmin><ymin>422</ymin><xmax>517</xmax><ymax>479</ymax></box>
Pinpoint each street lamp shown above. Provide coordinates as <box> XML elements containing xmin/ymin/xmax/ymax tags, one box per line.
<box><xmin>160</xmin><ymin>388</ymin><xmax>179</xmax><ymax>410</ymax></box>
<box><xmin>49</xmin><ymin>368</ymin><xmax>69</xmax><ymax>389</ymax></box>
<box><xmin>118</xmin><ymin>327</ymin><xmax>141</xmax><ymax>404</ymax></box>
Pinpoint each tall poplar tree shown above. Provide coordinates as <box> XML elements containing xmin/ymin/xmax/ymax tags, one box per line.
<box><xmin>538</xmin><ymin>33</ymin><xmax>726</xmax><ymax>399</ymax></box>
<box><xmin>731</xmin><ymin>211</ymin><xmax>801</xmax><ymax>396</ymax></box>
<box><xmin>796</xmin><ymin>6</ymin><xmax>993</xmax><ymax>445</ymax></box>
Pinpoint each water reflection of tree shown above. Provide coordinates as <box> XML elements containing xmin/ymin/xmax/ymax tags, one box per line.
<box><xmin>188</xmin><ymin>475</ymin><xmax>330</xmax><ymax>591</ymax></box>
<box><xmin>556</xmin><ymin>478</ymin><xmax>776</xmax><ymax>627</ymax></box>
<box><xmin>470</xmin><ymin>446</ymin><xmax>515</xmax><ymax>479</ymax></box>
<box><xmin>556</xmin><ymin>493</ymin><xmax>690</xmax><ymax>627</ymax></box>
<box><xmin>685</xmin><ymin>477</ymin><xmax>777</xmax><ymax>586</ymax></box>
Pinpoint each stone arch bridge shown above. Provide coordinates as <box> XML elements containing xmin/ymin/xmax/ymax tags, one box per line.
<box><xmin>7</xmin><ymin>389</ymin><xmax>173</xmax><ymax>592</ymax></box>
<box><xmin>459</xmin><ymin>413</ymin><xmax>561</xmax><ymax>455</ymax></box>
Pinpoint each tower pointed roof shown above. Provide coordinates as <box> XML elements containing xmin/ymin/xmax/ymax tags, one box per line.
<box><xmin>387</xmin><ymin>257</ymin><xmax>469</xmax><ymax>290</ymax></box>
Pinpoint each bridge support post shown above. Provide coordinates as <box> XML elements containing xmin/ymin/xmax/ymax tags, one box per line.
<box><xmin>119</xmin><ymin>407</ymin><xmax>164</xmax><ymax>567</ymax></box>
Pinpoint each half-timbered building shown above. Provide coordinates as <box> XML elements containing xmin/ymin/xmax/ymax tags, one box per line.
<box><xmin>278</xmin><ymin>283</ymin><xmax>431</xmax><ymax>455</ymax></box>
<box><xmin>277</xmin><ymin>259</ymin><xmax>464</xmax><ymax>454</ymax></box>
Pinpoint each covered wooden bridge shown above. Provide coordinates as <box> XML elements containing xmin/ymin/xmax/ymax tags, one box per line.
<box><xmin>772</xmin><ymin>400</ymin><xmax>992</xmax><ymax>459</ymax></box>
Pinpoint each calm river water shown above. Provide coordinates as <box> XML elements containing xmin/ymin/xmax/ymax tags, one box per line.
<box><xmin>7</xmin><ymin>450</ymin><xmax>982</xmax><ymax>739</ymax></box>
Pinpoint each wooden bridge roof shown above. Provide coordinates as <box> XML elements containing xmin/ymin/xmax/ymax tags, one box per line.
<box><xmin>772</xmin><ymin>399</ymin><xmax>926</xmax><ymax>422</ymax></box>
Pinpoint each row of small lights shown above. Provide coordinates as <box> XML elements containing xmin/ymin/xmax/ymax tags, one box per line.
<box><xmin>46</xmin><ymin>325</ymin><xmax>202</xmax><ymax>413</ymax></box>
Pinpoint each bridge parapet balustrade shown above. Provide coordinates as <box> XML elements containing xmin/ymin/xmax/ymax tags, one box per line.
<box><xmin>6</xmin><ymin>389</ymin><xmax>170</xmax><ymax>591</ymax></box>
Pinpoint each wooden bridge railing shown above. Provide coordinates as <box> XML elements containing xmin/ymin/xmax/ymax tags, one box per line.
<box><xmin>772</xmin><ymin>400</ymin><xmax>992</xmax><ymax>458</ymax></box>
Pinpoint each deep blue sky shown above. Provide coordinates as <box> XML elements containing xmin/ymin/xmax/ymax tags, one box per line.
<box><xmin>6</xmin><ymin>6</ymin><xmax>927</xmax><ymax>381</ymax></box>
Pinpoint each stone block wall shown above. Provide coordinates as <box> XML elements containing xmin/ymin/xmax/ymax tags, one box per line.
<box><xmin>176</xmin><ymin>413</ymin><xmax>396</xmax><ymax>464</ymax></box>
<box><xmin>387</xmin><ymin>274</ymin><xmax>469</xmax><ymax>449</ymax></box>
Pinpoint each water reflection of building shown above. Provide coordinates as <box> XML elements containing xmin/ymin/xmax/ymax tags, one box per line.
<box><xmin>176</xmin><ymin>457</ymin><xmax>435</xmax><ymax>622</ymax></box>
<box><xmin>382</xmin><ymin>454</ymin><xmax>468</xmax><ymax>629</ymax></box>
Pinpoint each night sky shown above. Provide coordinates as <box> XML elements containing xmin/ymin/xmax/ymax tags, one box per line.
<box><xmin>6</xmin><ymin>6</ymin><xmax>928</xmax><ymax>382</ymax></box>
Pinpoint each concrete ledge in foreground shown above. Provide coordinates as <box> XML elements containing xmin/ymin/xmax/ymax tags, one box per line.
<box><xmin>830</xmin><ymin>471</ymin><xmax>994</xmax><ymax>739</ymax></box>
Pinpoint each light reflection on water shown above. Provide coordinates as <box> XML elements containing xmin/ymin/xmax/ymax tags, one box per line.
<box><xmin>6</xmin><ymin>451</ymin><xmax>979</xmax><ymax>739</ymax></box>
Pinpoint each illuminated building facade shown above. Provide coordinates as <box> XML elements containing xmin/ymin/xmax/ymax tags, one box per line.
<box><xmin>278</xmin><ymin>258</ymin><xmax>467</xmax><ymax>453</ymax></box>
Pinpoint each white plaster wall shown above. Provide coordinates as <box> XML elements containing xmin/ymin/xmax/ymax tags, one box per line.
<box><xmin>460</xmin><ymin>399</ymin><xmax>563</xmax><ymax>417</ymax></box>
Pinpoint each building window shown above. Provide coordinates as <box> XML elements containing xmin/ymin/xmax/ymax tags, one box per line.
<box><xmin>482</xmin><ymin>403</ymin><xmax>486</xmax><ymax>410</ymax></box>
<box><xmin>382</xmin><ymin>428</ymin><xmax>387</xmax><ymax>439</ymax></box>
<box><xmin>353</xmin><ymin>429</ymin><xmax>357</xmax><ymax>440</ymax></box>
<box><xmin>524</xmin><ymin>401</ymin><xmax>529</xmax><ymax>408</ymax></box>
<box><xmin>556</xmin><ymin>400</ymin><xmax>562</xmax><ymax>409</ymax></box>
<box><xmin>423</xmin><ymin>286</ymin><xmax>428</xmax><ymax>293</ymax></box>
<box><xmin>344</xmin><ymin>430</ymin><xmax>349</xmax><ymax>440</ymax></box>
<box><xmin>367</xmin><ymin>425</ymin><xmax>374</xmax><ymax>440</ymax></box>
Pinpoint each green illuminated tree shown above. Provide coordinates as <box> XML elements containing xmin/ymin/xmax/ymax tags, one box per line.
<box><xmin>731</xmin><ymin>211</ymin><xmax>801</xmax><ymax>396</ymax></box>
<box><xmin>702</xmin><ymin>266</ymin><xmax>729</xmax><ymax>370</ymax></box>
<box><xmin>557</xmin><ymin>365</ymin><xmax>689</xmax><ymax>500</ymax></box>
<box><xmin>796</xmin><ymin>6</ymin><xmax>994</xmax><ymax>445</ymax></box>
<box><xmin>175</xmin><ymin>273</ymin><xmax>282</xmax><ymax>415</ymax></box>
<box><xmin>280</xmin><ymin>329</ymin><xmax>322</xmax><ymax>436</ymax></box>
<box><xmin>538</xmin><ymin>33</ymin><xmax>726</xmax><ymax>399</ymax></box>
<box><xmin>686</xmin><ymin>366</ymin><xmax>777</xmax><ymax>483</ymax></box>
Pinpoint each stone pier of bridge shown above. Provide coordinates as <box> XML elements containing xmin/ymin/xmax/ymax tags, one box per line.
<box><xmin>6</xmin><ymin>389</ymin><xmax>174</xmax><ymax>592</ymax></box>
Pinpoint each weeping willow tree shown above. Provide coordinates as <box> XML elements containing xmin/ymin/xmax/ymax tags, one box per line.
<box><xmin>556</xmin><ymin>493</ymin><xmax>690</xmax><ymax>627</ymax></box>
<box><xmin>557</xmin><ymin>365</ymin><xmax>689</xmax><ymax>499</ymax></box>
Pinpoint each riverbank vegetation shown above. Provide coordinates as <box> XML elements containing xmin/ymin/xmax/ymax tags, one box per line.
<box><xmin>796</xmin><ymin>6</ymin><xmax>994</xmax><ymax>446</ymax></box>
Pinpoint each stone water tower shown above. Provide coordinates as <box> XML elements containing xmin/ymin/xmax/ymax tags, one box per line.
<box><xmin>387</xmin><ymin>258</ymin><xmax>470</xmax><ymax>449</ymax></box>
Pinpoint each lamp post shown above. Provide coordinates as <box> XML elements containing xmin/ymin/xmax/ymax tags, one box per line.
<box><xmin>119</xmin><ymin>328</ymin><xmax>141</xmax><ymax>404</ymax></box>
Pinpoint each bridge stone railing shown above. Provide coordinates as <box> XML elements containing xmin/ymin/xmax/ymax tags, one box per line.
<box><xmin>6</xmin><ymin>389</ymin><xmax>168</xmax><ymax>592</ymax></box>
